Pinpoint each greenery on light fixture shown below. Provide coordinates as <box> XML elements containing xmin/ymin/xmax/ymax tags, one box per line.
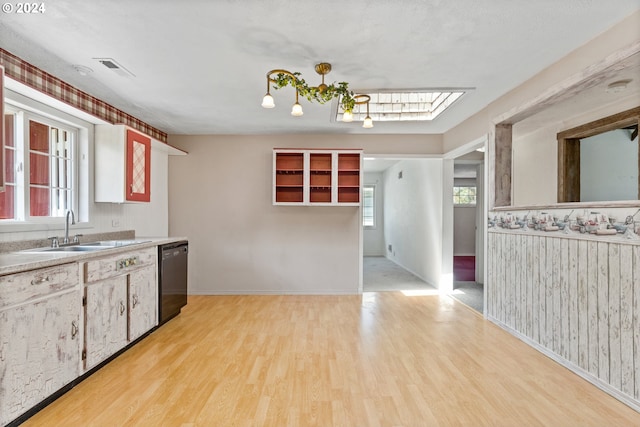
<box><xmin>262</xmin><ymin>62</ymin><xmax>372</xmax><ymax>127</ymax></box>
<box><xmin>271</xmin><ymin>72</ymin><xmax>356</xmax><ymax>113</ymax></box>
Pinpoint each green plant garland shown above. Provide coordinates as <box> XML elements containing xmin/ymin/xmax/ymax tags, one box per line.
<box><xmin>272</xmin><ymin>72</ymin><xmax>356</xmax><ymax>113</ymax></box>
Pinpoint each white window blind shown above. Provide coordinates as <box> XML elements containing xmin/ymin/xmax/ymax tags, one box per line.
<box><xmin>363</xmin><ymin>185</ymin><xmax>375</xmax><ymax>227</ymax></box>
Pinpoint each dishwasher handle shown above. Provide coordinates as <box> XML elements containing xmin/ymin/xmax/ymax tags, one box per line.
<box><xmin>161</xmin><ymin>243</ymin><xmax>188</xmax><ymax>260</ymax></box>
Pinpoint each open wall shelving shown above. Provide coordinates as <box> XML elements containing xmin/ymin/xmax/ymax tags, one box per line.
<box><xmin>274</xmin><ymin>152</ymin><xmax>304</xmax><ymax>203</ymax></box>
<box><xmin>273</xmin><ymin>149</ymin><xmax>362</xmax><ymax>206</ymax></box>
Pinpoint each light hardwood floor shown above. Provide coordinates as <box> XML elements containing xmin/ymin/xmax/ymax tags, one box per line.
<box><xmin>22</xmin><ymin>294</ymin><xmax>640</xmax><ymax>427</ymax></box>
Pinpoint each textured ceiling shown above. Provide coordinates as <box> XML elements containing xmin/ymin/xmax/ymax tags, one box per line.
<box><xmin>1</xmin><ymin>1</ymin><xmax>638</xmax><ymax>135</ymax></box>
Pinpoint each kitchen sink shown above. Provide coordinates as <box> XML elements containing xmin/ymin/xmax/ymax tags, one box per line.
<box><xmin>23</xmin><ymin>245</ymin><xmax>114</xmax><ymax>253</ymax></box>
<box><xmin>21</xmin><ymin>240</ymin><xmax>150</xmax><ymax>254</ymax></box>
<box><xmin>81</xmin><ymin>240</ymin><xmax>150</xmax><ymax>247</ymax></box>
<box><xmin>39</xmin><ymin>245</ymin><xmax>113</xmax><ymax>252</ymax></box>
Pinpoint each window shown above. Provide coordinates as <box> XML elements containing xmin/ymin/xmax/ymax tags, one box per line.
<box><xmin>0</xmin><ymin>108</ymin><xmax>77</xmax><ymax>221</ymax></box>
<box><xmin>557</xmin><ymin>106</ymin><xmax>639</xmax><ymax>202</ymax></box>
<box><xmin>336</xmin><ymin>90</ymin><xmax>466</xmax><ymax>123</ymax></box>
<box><xmin>363</xmin><ymin>185</ymin><xmax>375</xmax><ymax>227</ymax></box>
<box><xmin>453</xmin><ymin>186</ymin><xmax>476</xmax><ymax>205</ymax></box>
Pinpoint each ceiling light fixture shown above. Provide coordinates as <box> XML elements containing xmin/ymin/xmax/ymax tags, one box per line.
<box><xmin>72</xmin><ymin>64</ymin><xmax>93</xmax><ymax>76</ymax></box>
<box><xmin>262</xmin><ymin>62</ymin><xmax>373</xmax><ymax>128</ymax></box>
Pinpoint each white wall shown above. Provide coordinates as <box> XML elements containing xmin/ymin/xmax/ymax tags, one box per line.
<box><xmin>581</xmin><ymin>129</ymin><xmax>638</xmax><ymax>201</ymax></box>
<box><xmin>363</xmin><ymin>172</ymin><xmax>384</xmax><ymax>256</ymax></box>
<box><xmin>167</xmin><ymin>137</ymin><xmax>360</xmax><ymax>294</ymax></box>
<box><xmin>453</xmin><ymin>206</ymin><xmax>476</xmax><ymax>256</ymax></box>
<box><xmin>382</xmin><ymin>159</ymin><xmax>443</xmax><ymax>287</ymax></box>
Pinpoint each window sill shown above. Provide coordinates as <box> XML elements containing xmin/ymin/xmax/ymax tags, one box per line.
<box><xmin>0</xmin><ymin>220</ymin><xmax>95</xmax><ymax>234</ymax></box>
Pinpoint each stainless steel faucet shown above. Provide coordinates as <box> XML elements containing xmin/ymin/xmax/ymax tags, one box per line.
<box><xmin>64</xmin><ymin>209</ymin><xmax>76</xmax><ymax>244</ymax></box>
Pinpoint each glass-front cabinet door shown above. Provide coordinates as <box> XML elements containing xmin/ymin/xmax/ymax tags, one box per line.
<box><xmin>125</xmin><ymin>129</ymin><xmax>151</xmax><ymax>202</ymax></box>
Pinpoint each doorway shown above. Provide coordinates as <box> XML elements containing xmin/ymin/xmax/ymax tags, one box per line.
<box><xmin>441</xmin><ymin>135</ymin><xmax>487</xmax><ymax>314</ymax></box>
<box><xmin>451</xmin><ymin>153</ymin><xmax>484</xmax><ymax>312</ymax></box>
<box><xmin>361</xmin><ymin>156</ymin><xmax>442</xmax><ymax>292</ymax></box>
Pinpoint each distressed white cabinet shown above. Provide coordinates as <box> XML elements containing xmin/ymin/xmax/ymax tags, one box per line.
<box><xmin>84</xmin><ymin>275</ymin><xmax>128</xmax><ymax>370</ymax></box>
<box><xmin>129</xmin><ymin>264</ymin><xmax>157</xmax><ymax>342</ymax></box>
<box><xmin>83</xmin><ymin>247</ymin><xmax>157</xmax><ymax>370</ymax></box>
<box><xmin>95</xmin><ymin>124</ymin><xmax>152</xmax><ymax>203</ymax></box>
<box><xmin>0</xmin><ymin>263</ymin><xmax>81</xmax><ymax>426</ymax></box>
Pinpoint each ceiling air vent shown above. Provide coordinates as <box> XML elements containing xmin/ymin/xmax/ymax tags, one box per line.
<box><xmin>93</xmin><ymin>57</ymin><xmax>135</xmax><ymax>77</ymax></box>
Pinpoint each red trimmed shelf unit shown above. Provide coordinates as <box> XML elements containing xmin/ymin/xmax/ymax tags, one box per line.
<box><xmin>273</xmin><ymin>149</ymin><xmax>362</xmax><ymax>206</ymax></box>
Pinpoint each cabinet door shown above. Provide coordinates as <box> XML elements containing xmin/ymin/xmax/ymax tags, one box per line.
<box><xmin>0</xmin><ymin>290</ymin><xmax>81</xmax><ymax>426</ymax></box>
<box><xmin>125</xmin><ymin>129</ymin><xmax>151</xmax><ymax>202</ymax></box>
<box><xmin>129</xmin><ymin>264</ymin><xmax>158</xmax><ymax>342</ymax></box>
<box><xmin>84</xmin><ymin>276</ymin><xmax>128</xmax><ymax>370</ymax></box>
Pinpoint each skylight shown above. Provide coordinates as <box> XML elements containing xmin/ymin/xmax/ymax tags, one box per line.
<box><xmin>336</xmin><ymin>90</ymin><xmax>466</xmax><ymax>122</ymax></box>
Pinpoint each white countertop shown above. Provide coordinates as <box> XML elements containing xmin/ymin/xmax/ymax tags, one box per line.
<box><xmin>0</xmin><ymin>237</ymin><xmax>187</xmax><ymax>276</ymax></box>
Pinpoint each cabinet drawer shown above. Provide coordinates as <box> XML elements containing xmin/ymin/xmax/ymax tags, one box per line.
<box><xmin>84</xmin><ymin>247</ymin><xmax>157</xmax><ymax>283</ymax></box>
<box><xmin>0</xmin><ymin>263</ymin><xmax>78</xmax><ymax>309</ymax></box>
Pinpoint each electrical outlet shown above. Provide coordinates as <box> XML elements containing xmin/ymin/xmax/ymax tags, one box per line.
<box><xmin>388</xmin><ymin>244</ymin><xmax>392</xmax><ymax>252</ymax></box>
<box><xmin>112</xmin><ymin>219</ymin><xmax>120</xmax><ymax>227</ymax></box>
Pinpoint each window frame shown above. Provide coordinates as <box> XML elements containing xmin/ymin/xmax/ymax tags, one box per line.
<box><xmin>362</xmin><ymin>184</ymin><xmax>376</xmax><ymax>228</ymax></box>
<box><xmin>2</xmin><ymin>103</ymin><xmax>81</xmax><ymax>227</ymax></box>
<box><xmin>557</xmin><ymin>106</ymin><xmax>640</xmax><ymax>202</ymax></box>
<box><xmin>26</xmin><ymin>110</ymin><xmax>78</xmax><ymax>220</ymax></box>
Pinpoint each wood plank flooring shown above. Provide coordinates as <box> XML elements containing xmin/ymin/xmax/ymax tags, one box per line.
<box><xmin>22</xmin><ymin>294</ymin><xmax>640</xmax><ymax>427</ymax></box>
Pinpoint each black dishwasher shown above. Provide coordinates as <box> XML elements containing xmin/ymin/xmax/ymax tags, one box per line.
<box><xmin>158</xmin><ymin>241</ymin><xmax>188</xmax><ymax>325</ymax></box>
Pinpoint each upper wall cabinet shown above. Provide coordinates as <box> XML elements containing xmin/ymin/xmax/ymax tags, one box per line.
<box><xmin>273</xmin><ymin>148</ymin><xmax>362</xmax><ymax>206</ymax></box>
<box><xmin>95</xmin><ymin>124</ymin><xmax>151</xmax><ymax>203</ymax></box>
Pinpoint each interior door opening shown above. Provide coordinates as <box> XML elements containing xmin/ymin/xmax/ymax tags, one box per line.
<box><xmin>451</xmin><ymin>152</ymin><xmax>484</xmax><ymax>313</ymax></box>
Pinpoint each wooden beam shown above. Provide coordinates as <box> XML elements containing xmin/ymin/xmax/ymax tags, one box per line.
<box><xmin>494</xmin><ymin>124</ymin><xmax>512</xmax><ymax>207</ymax></box>
<box><xmin>558</xmin><ymin>137</ymin><xmax>581</xmax><ymax>202</ymax></box>
<box><xmin>557</xmin><ymin>106</ymin><xmax>640</xmax><ymax>140</ymax></box>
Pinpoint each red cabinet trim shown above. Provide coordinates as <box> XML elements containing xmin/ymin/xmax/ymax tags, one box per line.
<box><xmin>125</xmin><ymin>130</ymin><xmax>151</xmax><ymax>202</ymax></box>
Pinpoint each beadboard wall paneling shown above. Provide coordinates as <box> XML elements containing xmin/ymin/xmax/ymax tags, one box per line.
<box><xmin>487</xmin><ymin>230</ymin><xmax>640</xmax><ymax>410</ymax></box>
